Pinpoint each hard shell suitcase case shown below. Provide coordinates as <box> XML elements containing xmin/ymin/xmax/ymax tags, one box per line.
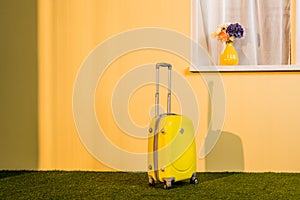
<box><xmin>147</xmin><ymin>63</ymin><xmax>198</xmax><ymax>189</ymax></box>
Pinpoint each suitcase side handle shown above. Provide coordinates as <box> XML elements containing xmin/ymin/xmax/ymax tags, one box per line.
<box><xmin>155</xmin><ymin>63</ymin><xmax>172</xmax><ymax>117</ymax></box>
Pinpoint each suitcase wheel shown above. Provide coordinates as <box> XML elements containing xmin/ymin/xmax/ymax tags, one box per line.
<box><xmin>190</xmin><ymin>175</ymin><xmax>198</xmax><ymax>184</ymax></box>
<box><xmin>163</xmin><ymin>179</ymin><xmax>174</xmax><ymax>189</ymax></box>
<box><xmin>148</xmin><ymin>176</ymin><xmax>155</xmax><ymax>187</ymax></box>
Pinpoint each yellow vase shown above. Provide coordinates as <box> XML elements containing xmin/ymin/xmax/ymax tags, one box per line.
<box><xmin>220</xmin><ymin>42</ymin><xmax>239</xmax><ymax>66</ymax></box>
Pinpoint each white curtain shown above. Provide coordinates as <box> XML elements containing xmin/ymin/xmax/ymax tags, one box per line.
<box><xmin>195</xmin><ymin>0</ymin><xmax>291</xmax><ymax>65</ymax></box>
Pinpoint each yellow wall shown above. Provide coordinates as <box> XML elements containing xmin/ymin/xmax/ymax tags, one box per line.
<box><xmin>38</xmin><ymin>0</ymin><xmax>300</xmax><ymax>172</ymax></box>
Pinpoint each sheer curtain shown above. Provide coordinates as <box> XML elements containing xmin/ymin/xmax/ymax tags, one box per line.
<box><xmin>194</xmin><ymin>0</ymin><xmax>291</xmax><ymax>65</ymax></box>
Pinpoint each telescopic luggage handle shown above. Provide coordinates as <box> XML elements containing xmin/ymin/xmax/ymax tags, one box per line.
<box><xmin>155</xmin><ymin>63</ymin><xmax>172</xmax><ymax>117</ymax></box>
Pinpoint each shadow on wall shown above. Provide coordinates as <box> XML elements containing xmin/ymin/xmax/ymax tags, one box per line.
<box><xmin>202</xmin><ymin>130</ymin><xmax>244</xmax><ymax>172</ymax></box>
<box><xmin>202</xmin><ymin>80</ymin><xmax>244</xmax><ymax>172</ymax></box>
<box><xmin>0</xmin><ymin>0</ymin><xmax>38</xmax><ymax>169</ymax></box>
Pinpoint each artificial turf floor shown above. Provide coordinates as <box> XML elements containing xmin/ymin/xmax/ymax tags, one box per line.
<box><xmin>0</xmin><ymin>171</ymin><xmax>299</xmax><ymax>199</ymax></box>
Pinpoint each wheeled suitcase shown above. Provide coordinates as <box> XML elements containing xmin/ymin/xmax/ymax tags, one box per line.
<box><xmin>147</xmin><ymin>63</ymin><xmax>198</xmax><ymax>189</ymax></box>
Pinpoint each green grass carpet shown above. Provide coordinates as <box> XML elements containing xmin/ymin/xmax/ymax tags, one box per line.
<box><xmin>0</xmin><ymin>171</ymin><xmax>299</xmax><ymax>199</ymax></box>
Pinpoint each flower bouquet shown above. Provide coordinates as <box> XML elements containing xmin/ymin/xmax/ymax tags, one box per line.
<box><xmin>212</xmin><ymin>22</ymin><xmax>245</xmax><ymax>43</ymax></box>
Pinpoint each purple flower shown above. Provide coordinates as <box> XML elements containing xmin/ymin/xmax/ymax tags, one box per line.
<box><xmin>226</xmin><ymin>23</ymin><xmax>244</xmax><ymax>39</ymax></box>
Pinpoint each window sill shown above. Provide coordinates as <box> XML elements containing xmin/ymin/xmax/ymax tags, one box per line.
<box><xmin>190</xmin><ymin>65</ymin><xmax>300</xmax><ymax>72</ymax></box>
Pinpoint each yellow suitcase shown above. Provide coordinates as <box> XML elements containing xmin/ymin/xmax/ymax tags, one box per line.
<box><xmin>147</xmin><ymin>63</ymin><xmax>198</xmax><ymax>189</ymax></box>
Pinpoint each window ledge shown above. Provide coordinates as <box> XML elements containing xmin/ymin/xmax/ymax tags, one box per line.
<box><xmin>190</xmin><ymin>65</ymin><xmax>300</xmax><ymax>72</ymax></box>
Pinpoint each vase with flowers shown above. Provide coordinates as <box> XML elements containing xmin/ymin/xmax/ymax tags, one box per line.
<box><xmin>212</xmin><ymin>22</ymin><xmax>245</xmax><ymax>66</ymax></box>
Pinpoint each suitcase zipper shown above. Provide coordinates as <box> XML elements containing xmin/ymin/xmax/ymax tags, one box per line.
<box><xmin>153</xmin><ymin>115</ymin><xmax>163</xmax><ymax>181</ymax></box>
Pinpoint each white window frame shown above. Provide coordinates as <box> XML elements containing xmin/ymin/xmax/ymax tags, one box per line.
<box><xmin>190</xmin><ymin>0</ymin><xmax>300</xmax><ymax>72</ymax></box>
